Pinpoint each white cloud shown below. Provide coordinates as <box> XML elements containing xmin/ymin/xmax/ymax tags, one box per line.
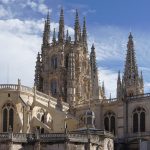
<box><xmin>98</xmin><ymin>68</ymin><xmax>118</xmax><ymax>98</ymax></box>
<box><xmin>88</xmin><ymin>26</ymin><xmax>127</xmax><ymax>61</ymax></box>
<box><xmin>27</xmin><ymin>1</ymin><xmax>37</xmax><ymax>10</ymax></box>
<box><xmin>1</xmin><ymin>0</ymin><xmax>15</xmax><ymax>4</ymax></box>
<box><xmin>89</xmin><ymin>26</ymin><xmax>150</xmax><ymax>98</ymax></box>
<box><xmin>67</xmin><ymin>9</ymin><xmax>76</xmax><ymax>14</ymax></box>
<box><xmin>82</xmin><ymin>9</ymin><xmax>96</xmax><ymax>15</ymax></box>
<box><xmin>0</xmin><ymin>5</ymin><xmax>9</xmax><ymax>17</ymax></box>
<box><xmin>26</xmin><ymin>0</ymin><xmax>51</xmax><ymax>15</ymax></box>
<box><xmin>0</xmin><ymin>18</ymin><xmax>75</xmax><ymax>87</ymax></box>
<box><xmin>0</xmin><ymin>14</ymin><xmax>149</xmax><ymax>99</ymax></box>
<box><xmin>0</xmin><ymin>19</ymin><xmax>43</xmax><ymax>86</ymax></box>
<box><xmin>38</xmin><ymin>4</ymin><xmax>49</xmax><ymax>15</ymax></box>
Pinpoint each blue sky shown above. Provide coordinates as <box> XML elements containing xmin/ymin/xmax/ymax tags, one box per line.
<box><xmin>0</xmin><ymin>0</ymin><xmax>150</xmax><ymax>97</ymax></box>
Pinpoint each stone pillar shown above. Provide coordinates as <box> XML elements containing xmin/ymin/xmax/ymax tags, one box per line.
<box><xmin>17</xmin><ymin>78</ymin><xmax>21</xmax><ymax>91</ymax></box>
<box><xmin>8</xmin><ymin>128</ymin><xmax>13</xmax><ymax>150</ymax></box>
<box><xmin>34</xmin><ymin>130</ymin><xmax>40</xmax><ymax>150</ymax></box>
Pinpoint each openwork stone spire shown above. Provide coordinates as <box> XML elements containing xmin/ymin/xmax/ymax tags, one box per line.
<box><xmin>52</xmin><ymin>28</ymin><xmax>56</xmax><ymax>44</ymax></box>
<box><xmin>123</xmin><ymin>33</ymin><xmax>143</xmax><ymax>96</ymax></box>
<box><xmin>117</xmin><ymin>71</ymin><xmax>122</xmax><ymax>99</ymax></box>
<box><xmin>82</xmin><ymin>17</ymin><xmax>87</xmax><ymax>46</ymax></box>
<box><xmin>34</xmin><ymin>52</ymin><xmax>42</xmax><ymax>91</ymax></box>
<box><xmin>58</xmin><ymin>8</ymin><xmax>64</xmax><ymax>43</ymax></box>
<box><xmin>65</xmin><ymin>30</ymin><xmax>69</xmax><ymax>44</ymax></box>
<box><xmin>90</xmin><ymin>44</ymin><xmax>97</xmax><ymax>73</ymax></box>
<box><xmin>74</xmin><ymin>9</ymin><xmax>81</xmax><ymax>43</ymax></box>
<box><xmin>90</xmin><ymin>44</ymin><xmax>100</xmax><ymax>99</ymax></box>
<box><xmin>42</xmin><ymin>12</ymin><xmax>50</xmax><ymax>46</ymax></box>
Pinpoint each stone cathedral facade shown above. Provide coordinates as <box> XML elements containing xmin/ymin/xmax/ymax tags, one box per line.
<box><xmin>0</xmin><ymin>9</ymin><xmax>149</xmax><ymax>150</ymax></box>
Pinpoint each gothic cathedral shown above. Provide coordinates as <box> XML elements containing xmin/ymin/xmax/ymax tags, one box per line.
<box><xmin>0</xmin><ymin>8</ymin><xmax>149</xmax><ymax>150</ymax></box>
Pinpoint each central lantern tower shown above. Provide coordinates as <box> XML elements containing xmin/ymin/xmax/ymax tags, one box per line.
<box><xmin>34</xmin><ymin>9</ymin><xmax>103</xmax><ymax>109</ymax></box>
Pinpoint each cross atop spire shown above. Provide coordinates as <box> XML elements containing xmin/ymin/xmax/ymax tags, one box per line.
<box><xmin>58</xmin><ymin>7</ymin><xmax>64</xmax><ymax>43</ymax></box>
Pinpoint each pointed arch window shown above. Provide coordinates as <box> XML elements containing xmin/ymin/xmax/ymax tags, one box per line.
<box><xmin>50</xmin><ymin>79</ymin><xmax>57</xmax><ymax>96</ymax></box>
<box><xmin>104</xmin><ymin>111</ymin><xmax>116</xmax><ymax>135</ymax></box>
<box><xmin>2</xmin><ymin>102</ymin><xmax>15</xmax><ymax>132</ymax></box>
<box><xmin>140</xmin><ymin>112</ymin><xmax>145</xmax><ymax>132</ymax></box>
<box><xmin>3</xmin><ymin>108</ymin><xmax>7</xmax><ymax>132</ymax></box>
<box><xmin>133</xmin><ymin>113</ymin><xmax>138</xmax><ymax>133</ymax></box>
<box><xmin>104</xmin><ymin>117</ymin><xmax>109</xmax><ymax>131</ymax></box>
<box><xmin>51</xmin><ymin>55</ymin><xmax>58</xmax><ymax>69</ymax></box>
<box><xmin>133</xmin><ymin>107</ymin><xmax>146</xmax><ymax>133</ymax></box>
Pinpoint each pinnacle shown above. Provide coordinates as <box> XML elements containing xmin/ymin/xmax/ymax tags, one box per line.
<box><xmin>83</xmin><ymin>17</ymin><xmax>86</xmax><ymax>29</ymax></box>
<box><xmin>129</xmin><ymin>32</ymin><xmax>133</xmax><ymax>39</ymax></box>
<box><xmin>75</xmin><ymin>9</ymin><xmax>79</xmax><ymax>19</ymax></box>
<box><xmin>66</xmin><ymin>30</ymin><xmax>69</xmax><ymax>42</ymax></box>
<box><xmin>52</xmin><ymin>28</ymin><xmax>56</xmax><ymax>43</ymax></box>
<box><xmin>118</xmin><ymin>70</ymin><xmax>120</xmax><ymax>78</ymax></box>
<box><xmin>60</xmin><ymin>7</ymin><xmax>64</xmax><ymax>17</ymax></box>
<box><xmin>91</xmin><ymin>44</ymin><xmax>95</xmax><ymax>50</ymax></box>
<box><xmin>58</xmin><ymin>7</ymin><xmax>64</xmax><ymax>42</ymax></box>
<box><xmin>47</xmin><ymin>10</ymin><xmax>50</xmax><ymax>21</ymax></box>
<box><xmin>82</xmin><ymin>16</ymin><xmax>87</xmax><ymax>44</ymax></box>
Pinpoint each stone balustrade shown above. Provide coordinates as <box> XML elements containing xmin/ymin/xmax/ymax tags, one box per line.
<box><xmin>0</xmin><ymin>130</ymin><xmax>113</xmax><ymax>143</ymax></box>
<box><xmin>0</xmin><ymin>84</ymin><xmax>69</xmax><ymax>108</ymax></box>
<box><xmin>127</xmin><ymin>93</ymin><xmax>150</xmax><ymax>100</ymax></box>
<box><xmin>127</xmin><ymin>131</ymin><xmax>150</xmax><ymax>139</ymax></box>
<box><xmin>0</xmin><ymin>84</ymin><xmax>18</xmax><ymax>90</ymax></box>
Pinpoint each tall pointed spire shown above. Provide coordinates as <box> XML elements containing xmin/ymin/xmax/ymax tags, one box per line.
<box><xmin>34</xmin><ymin>52</ymin><xmax>42</xmax><ymax>91</ymax></box>
<box><xmin>52</xmin><ymin>28</ymin><xmax>56</xmax><ymax>44</ymax></box>
<box><xmin>117</xmin><ymin>71</ymin><xmax>122</xmax><ymax>99</ymax></box>
<box><xmin>117</xmin><ymin>71</ymin><xmax>121</xmax><ymax>85</ymax></box>
<box><xmin>102</xmin><ymin>81</ymin><xmax>105</xmax><ymax>98</ymax></box>
<box><xmin>124</xmin><ymin>33</ymin><xmax>143</xmax><ymax>96</ymax></box>
<box><xmin>42</xmin><ymin>11</ymin><xmax>50</xmax><ymax>46</ymax></box>
<box><xmin>140</xmin><ymin>71</ymin><xmax>144</xmax><ymax>90</ymax></box>
<box><xmin>58</xmin><ymin>7</ymin><xmax>64</xmax><ymax>43</ymax></box>
<box><xmin>74</xmin><ymin>9</ymin><xmax>81</xmax><ymax>44</ymax></box>
<box><xmin>82</xmin><ymin>17</ymin><xmax>87</xmax><ymax>47</ymax></box>
<box><xmin>140</xmin><ymin>71</ymin><xmax>143</xmax><ymax>84</ymax></box>
<box><xmin>90</xmin><ymin>44</ymin><xmax>97</xmax><ymax>73</ymax></box>
<box><xmin>90</xmin><ymin>44</ymin><xmax>99</xmax><ymax>99</ymax></box>
<box><xmin>65</xmin><ymin>29</ymin><xmax>69</xmax><ymax>43</ymax></box>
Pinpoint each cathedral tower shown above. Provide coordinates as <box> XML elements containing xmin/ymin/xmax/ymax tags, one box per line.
<box><xmin>123</xmin><ymin>33</ymin><xmax>144</xmax><ymax>96</ymax></box>
<box><xmin>34</xmin><ymin>9</ymin><xmax>100</xmax><ymax>108</ymax></box>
